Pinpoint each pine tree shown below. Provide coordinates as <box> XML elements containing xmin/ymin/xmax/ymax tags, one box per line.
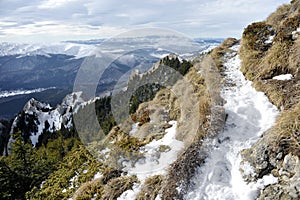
<box><xmin>0</xmin><ymin>131</ymin><xmax>54</xmax><ymax>199</ymax></box>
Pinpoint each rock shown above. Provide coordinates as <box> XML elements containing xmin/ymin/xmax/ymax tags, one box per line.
<box><xmin>259</xmin><ymin>154</ymin><xmax>300</xmax><ymax>199</ymax></box>
<box><xmin>282</xmin><ymin>153</ymin><xmax>298</xmax><ymax>174</ymax></box>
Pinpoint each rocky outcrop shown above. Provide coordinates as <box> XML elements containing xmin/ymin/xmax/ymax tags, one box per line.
<box><xmin>4</xmin><ymin>92</ymin><xmax>85</xmax><ymax>154</ymax></box>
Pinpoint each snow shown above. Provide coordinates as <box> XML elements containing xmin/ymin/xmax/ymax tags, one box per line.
<box><xmin>29</xmin><ymin>108</ymin><xmax>62</xmax><ymax>146</ymax></box>
<box><xmin>99</xmin><ymin>148</ymin><xmax>110</xmax><ymax>154</ymax></box>
<box><xmin>272</xmin><ymin>74</ymin><xmax>293</xmax><ymax>80</ymax></box>
<box><xmin>129</xmin><ymin>123</ymin><xmax>139</xmax><ymax>135</ymax></box>
<box><xmin>99</xmin><ymin>148</ymin><xmax>110</xmax><ymax>160</ymax></box>
<box><xmin>265</xmin><ymin>35</ymin><xmax>275</xmax><ymax>44</ymax></box>
<box><xmin>123</xmin><ymin>121</ymin><xmax>183</xmax><ymax>181</ymax></box>
<box><xmin>292</xmin><ymin>27</ymin><xmax>300</xmax><ymax>36</ymax></box>
<box><xmin>68</xmin><ymin>172</ymin><xmax>79</xmax><ymax>189</ymax></box>
<box><xmin>185</xmin><ymin>45</ymin><xmax>279</xmax><ymax>200</ymax></box>
<box><xmin>0</xmin><ymin>87</ymin><xmax>55</xmax><ymax>98</ymax></box>
<box><xmin>0</xmin><ymin>37</ymin><xmax>220</xmax><ymax>61</ymax></box>
<box><xmin>0</xmin><ymin>42</ymin><xmax>96</xmax><ymax>58</ymax></box>
<box><xmin>93</xmin><ymin>172</ymin><xmax>102</xmax><ymax>180</ymax></box>
<box><xmin>180</xmin><ymin>53</ymin><xmax>194</xmax><ymax>57</ymax></box>
<box><xmin>91</xmin><ymin>194</ymin><xmax>98</xmax><ymax>200</ymax></box>
<box><xmin>119</xmin><ymin>121</ymin><xmax>184</xmax><ymax>199</ymax></box>
<box><xmin>9</xmin><ymin>91</ymin><xmax>86</xmax><ymax>147</ymax></box>
<box><xmin>117</xmin><ymin>183</ymin><xmax>142</xmax><ymax>200</ymax></box>
<box><xmin>240</xmin><ymin>161</ymin><xmax>256</xmax><ymax>177</ymax></box>
<box><xmin>257</xmin><ymin>174</ymin><xmax>278</xmax><ymax>188</ymax></box>
<box><xmin>30</xmin><ymin>133</ymin><xmax>41</xmax><ymax>147</ymax></box>
<box><xmin>101</xmin><ymin>49</ymin><xmax>125</xmax><ymax>53</ymax></box>
<box><xmin>150</xmin><ymin>53</ymin><xmax>170</xmax><ymax>59</ymax></box>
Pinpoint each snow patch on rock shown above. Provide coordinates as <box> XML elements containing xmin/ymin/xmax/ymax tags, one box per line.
<box><xmin>272</xmin><ymin>74</ymin><xmax>293</xmax><ymax>80</ymax></box>
<box><xmin>265</xmin><ymin>35</ymin><xmax>275</xmax><ymax>44</ymax></box>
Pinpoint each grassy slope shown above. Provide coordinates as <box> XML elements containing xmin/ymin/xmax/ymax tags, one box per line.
<box><xmin>240</xmin><ymin>1</ymin><xmax>300</xmax><ymax>199</ymax></box>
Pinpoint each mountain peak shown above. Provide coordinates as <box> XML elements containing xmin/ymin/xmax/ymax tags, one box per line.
<box><xmin>23</xmin><ymin>98</ymin><xmax>52</xmax><ymax>114</ymax></box>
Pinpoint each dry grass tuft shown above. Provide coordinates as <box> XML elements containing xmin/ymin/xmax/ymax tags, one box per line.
<box><xmin>210</xmin><ymin>38</ymin><xmax>239</xmax><ymax>70</ymax></box>
<box><xmin>137</xmin><ymin>175</ymin><xmax>164</xmax><ymax>200</ymax></box>
<box><xmin>266</xmin><ymin>4</ymin><xmax>291</xmax><ymax>29</ymax></box>
<box><xmin>101</xmin><ymin>176</ymin><xmax>138</xmax><ymax>200</ymax></box>
<box><xmin>259</xmin><ymin>41</ymin><xmax>292</xmax><ymax>79</ymax></box>
<box><xmin>273</xmin><ymin>102</ymin><xmax>300</xmax><ymax>157</ymax></box>
<box><xmin>289</xmin><ymin>37</ymin><xmax>300</xmax><ymax>76</ymax></box>
<box><xmin>72</xmin><ymin>178</ymin><xmax>104</xmax><ymax>200</ymax></box>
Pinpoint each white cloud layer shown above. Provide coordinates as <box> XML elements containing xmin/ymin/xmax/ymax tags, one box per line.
<box><xmin>0</xmin><ymin>0</ymin><xmax>290</xmax><ymax>43</ymax></box>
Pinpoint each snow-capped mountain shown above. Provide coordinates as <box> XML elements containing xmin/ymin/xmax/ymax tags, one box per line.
<box><xmin>5</xmin><ymin>92</ymin><xmax>85</xmax><ymax>154</ymax></box>
<box><xmin>0</xmin><ymin>37</ymin><xmax>220</xmax><ymax>58</ymax></box>
<box><xmin>0</xmin><ymin>42</ymin><xmax>96</xmax><ymax>58</ymax></box>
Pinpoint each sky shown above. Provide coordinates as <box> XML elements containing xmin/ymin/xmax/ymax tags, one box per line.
<box><xmin>0</xmin><ymin>0</ymin><xmax>290</xmax><ymax>43</ymax></box>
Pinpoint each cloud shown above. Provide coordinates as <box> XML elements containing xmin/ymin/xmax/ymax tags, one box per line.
<box><xmin>38</xmin><ymin>0</ymin><xmax>79</xmax><ymax>9</ymax></box>
<box><xmin>0</xmin><ymin>0</ymin><xmax>290</xmax><ymax>43</ymax></box>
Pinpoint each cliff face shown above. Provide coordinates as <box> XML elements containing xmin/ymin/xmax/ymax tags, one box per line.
<box><xmin>3</xmin><ymin>92</ymin><xmax>84</xmax><ymax>155</ymax></box>
<box><xmin>240</xmin><ymin>0</ymin><xmax>300</xmax><ymax>199</ymax></box>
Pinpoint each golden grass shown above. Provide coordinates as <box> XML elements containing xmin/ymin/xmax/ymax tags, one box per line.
<box><xmin>239</xmin><ymin>0</ymin><xmax>300</xmax><ymax>110</ymax></box>
<box><xmin>289</xmin><ymin>37</ymin><xmax>300</xmax><ymax>76</ymax></box>
<box><xmin>272</xmin><ymin>102</ymin><xmax>300</xmax><ymax>156</ymax></box>
<box><xmin>266</xmin><ymin>4</ymin><xmax>291</xmax><ymax>29</ymax></box>
<box><xmin>259</xmin><ymin>42</ymin><xmax>292</xmax><ymax>79</ymax></box>
<box><xmin>73</xmin><ymin>175</ymin><xmax>138</xmax><ymax>200</ymax></box>
<box><xmin>72</xmin><ymin>178</ymin><xmax>104</xmax><ymax>200</ymax></box>
<box><xmin>209</xmin><ymin>38</ymin><xmax>239</xmax><ymax>70</ymax></box>
<box><xmin>101</xmin><ymin>176</ymin><xmax>138</xmax><ymax>200</ymax></box>
<box><xmin>137</xmin><ymin>175</ymin><xmax>164</xmax><ymax>200</ymax></box>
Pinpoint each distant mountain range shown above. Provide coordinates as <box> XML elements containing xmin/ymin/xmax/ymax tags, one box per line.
<box><xmin>0</xmin><ymin>37</ymin><xmax>222</xmax><ymax>58</ymax></box>
<box><xmin>0</xmin><ymin>37</ymin><xmax>222</xmax><ymax>120</ymax></box>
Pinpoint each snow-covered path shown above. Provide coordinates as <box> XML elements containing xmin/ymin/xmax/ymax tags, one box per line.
<box><xmin>185</xmin><ymin>46</ymin><xmax>279</xmax><ymax>200</ymax></box>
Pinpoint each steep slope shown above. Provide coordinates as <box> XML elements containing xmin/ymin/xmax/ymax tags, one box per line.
<box><xmin>239</xmin><ymin>0</ymin><xmax>300</xmax><ymax>199</ymax></box>
<box><xmin>185</xmin><ymin>41</ymin><xmax>279</xmax><ymax>200</ymax></box>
